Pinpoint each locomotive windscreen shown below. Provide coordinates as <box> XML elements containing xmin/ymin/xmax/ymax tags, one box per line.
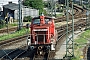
<box><xmin>33</xmin><ymin>19</ymin><xmax>40</xmax><ymax>24</ymax></box>
<box><xmin>33</xmin><ymin>18</ymin><xmax>51</xmax><ymax>24</ymax></box>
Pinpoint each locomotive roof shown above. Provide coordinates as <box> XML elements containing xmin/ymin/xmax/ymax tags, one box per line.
<box><xmin>33</xmin><ymin>16</ymin><xmax>54</xmax><ymax>19</ymax></box>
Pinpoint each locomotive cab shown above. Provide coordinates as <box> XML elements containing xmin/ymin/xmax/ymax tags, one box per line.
<box><xmin>27</xmin><ymin>14</ymin><xmax>57</xmax><ymax>55</ymax></box>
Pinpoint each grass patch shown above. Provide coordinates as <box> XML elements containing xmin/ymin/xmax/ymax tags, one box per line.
<box><xmin>81</xmin><ymin>30</ymin><xmax>90</xmax><ymax>38</ymax></box>
<box><xmin>56</xmin><ymin>13</ymin><xmax>63</xmax><ymax>17</ymax></box>
<box><xmin>10</xmin><ymin>23</ymin><xmax>17</xmax><ymax>26</ymax></box>
<box><xmin>71</xmin><ymin>30</ymin><xmax>90</xmax><ymax>60</ymax></box>
<box><xmin>75</xmin><ymin>30</ymin><xmax>90</xmax><ymax>44</ymax></box>
<box><xmin>0</xmin><ymin>28</ymin><xmax>29</xmax><ymax>41</ymax></box>
<box><xmin>75</xmin><ymin>38</ymin><xmax>87</xmax><ymax>44</ymax></box>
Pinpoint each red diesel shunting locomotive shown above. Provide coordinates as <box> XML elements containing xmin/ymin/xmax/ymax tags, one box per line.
<box><xmin>27</xmin><ymin>14</ymin><xmax>57</xmax><ymax>55</ymax></box>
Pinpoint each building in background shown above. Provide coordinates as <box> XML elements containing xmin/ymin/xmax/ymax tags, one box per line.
<box><xmin>0</xmin><ymin>0</ymin><xmax>20</xmax><ymax>11</ymax></box>
<box><xmin>15</xmin><ymin>6</ymin><xmax>39</xmax><ymax>20</ymax></box>
<box><xmin>3</xmin><ymin>2</ymin><xmax>39</xmax><ymax>21</ymax></box>
<box><xmin>3</xmin><ymin>2</ymin><xmax>18</xmax><ymax>18</ymax></box>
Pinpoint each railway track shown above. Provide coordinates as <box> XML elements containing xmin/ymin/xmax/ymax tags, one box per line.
<box><xmin>1</xmin><ymin>48</ymin><xmax>26</xmax><ymax>60</ymax></box>
<box><xmin>0</xmin><ymin>4</ymin><xmax>88</xmax><ymax>60</ymax></box>
<box><xmin>0</xmin><ymin>26</ymin><xmax>18</xmax><ymax>34</ymax></box>
<box><xmin>0</xmin><ymin>35</ymin><xmax>27</xmax><ymax>60</ymax></box>
<box><xmin>55</xmin><ymin>4</ymin><xmax>86</xmax><ymax>23</ymax></box>
<box><xmin>0</xmin><ymin>26</ymin><xmax>26</xmax><ymax>34</ymax></box>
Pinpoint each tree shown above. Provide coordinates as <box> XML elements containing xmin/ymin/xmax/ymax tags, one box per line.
<box><xmin>23</xmin><ymin>16</ymin><xmax>32</xmax><ymax>22</ymax></box>
<box><xmin>23</xmin><ymin>0</ymin><xmax>44</xmax><ymax>14</ymax></box>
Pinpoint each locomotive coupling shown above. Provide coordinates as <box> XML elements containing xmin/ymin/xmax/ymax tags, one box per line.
<box><xmin>38</xmin><ymin>46</ymin><xmax>43</xmax><ymax>50</ymax></box>
<box><xmin>37</xmin><ymin>46</ymin><xmax>44</xmax><ymax>55</ymax></box>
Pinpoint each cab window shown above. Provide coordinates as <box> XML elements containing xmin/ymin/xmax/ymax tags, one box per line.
<box><xmin>33</xmin><ymin>19</ymin><xmax>40</xmax><ymax>24</ymax></box>
<box><xmin>45</xmin><ymin>19</ymin><xmax>51</xmax><ymax>24</ymax></box>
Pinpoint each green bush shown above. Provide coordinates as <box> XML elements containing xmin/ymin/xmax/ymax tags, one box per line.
<box><xmin>43</xmin><ymin>10</ymin><xmax>48</xmax><ymax>15</ymax></box>
<box><xmin>60</xmin><ymin>9</ymin><xmax>63</xmax><ymax>12</ymax></box>
<box><xmin>0</xmin><ymin>20</ymin><xmax>5</xmax><ymax>28</ymax></box>
<box><xmin>23</xmin><ymin>16</ymin><xmax>32</xmax><ymax>22</ymax></box>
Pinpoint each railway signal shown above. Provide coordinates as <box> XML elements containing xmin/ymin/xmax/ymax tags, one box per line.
<box><xmin>5</xmin><ymin>13</ymin><xmax>10</xmax><ymax>33</ymax></box>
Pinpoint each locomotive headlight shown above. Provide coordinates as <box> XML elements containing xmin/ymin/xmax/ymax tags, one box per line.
<box><xmin>40</xmin><ymin>51</ymin><xmax>43</xmax><ymax>55</ymax></box>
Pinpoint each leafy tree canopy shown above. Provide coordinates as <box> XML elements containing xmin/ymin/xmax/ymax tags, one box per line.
<box><xmin>23</xmin><ymin>0</ymin><xmax>44</xmax><ymax>14</ymax></box>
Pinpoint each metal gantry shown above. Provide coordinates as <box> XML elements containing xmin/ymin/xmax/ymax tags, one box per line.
<box><xmin>48</xmin><ymin>0</ymin><xmax>56</xmax><ymax>17</ymax></box>
<box><xmin>85</xmin><ymin>0</ymin><xmax>90</xmax><ymax>30</ymax></box>
<box><xmin>65</xmin><ymin>0</ymin><xmax>74</xmax><ymax>59</ymax></box>
<box><xmin>86</xmin><ymin>0</ymin><xmax>90</xmax><ymax>29</ymax></box>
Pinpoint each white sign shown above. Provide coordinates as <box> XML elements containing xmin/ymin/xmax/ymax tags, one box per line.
<box><xmin>33</xmin><ymin>29</ymin><xmax>47</xmax><ymax>31</ymax></box>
